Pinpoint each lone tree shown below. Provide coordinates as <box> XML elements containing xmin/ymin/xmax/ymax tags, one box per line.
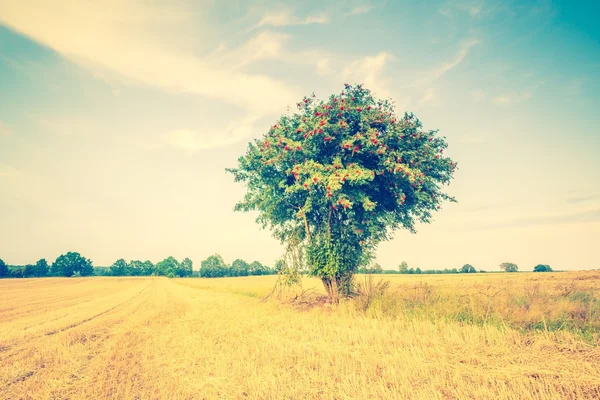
<box><xmin>500</xmin><ymin>262</ymin><xmax>518</xmax><ymax>273</ymax></box>
<box><xmin>228</xmin><ymin>84</ymin><xmax>457</xmax><ymax>297</ymax></box>
<box><xmin>533</xmin><ymin>264</ymin><xmax>553</xmax><ymax>272</ymax></box>
<box><xmin>460</xmin><ymin>264</ymin><xmax>476</xmax><ymax>273</ymax></box>
<box><xmin>399</xmin><ymin>261</ymin><xmax>409</xmax><ymax>274</ymax></box>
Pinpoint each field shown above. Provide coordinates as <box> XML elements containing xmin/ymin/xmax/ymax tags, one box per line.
<box><xmin>1</xmin><ymin>272</ymin><xmax>600</xmax><ymax>399</ymax></box>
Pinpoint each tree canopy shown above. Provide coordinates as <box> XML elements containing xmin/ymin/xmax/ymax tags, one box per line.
<box><xmin>228</xmin><ymin>84</ymin><xmax>457</xmax><ymax>297</ymax></box>
<box><xmin>533</xmin><ymin>264</ymin><xmax>553</xmax><ymax>272</ymax></box>
<box><xmin>500</xmin><ymin>262</ymin><xmax>519</xmax><ymax>273</ymax></box>
<box><xmin>460</xmin><ymin>264</ymin><xmax>476</xmax><ymax>273</ymax></box>
<box><xmin>0</xmin><ymin>258</ymin><xmax>8</xmax><ymax>277</ymax></box>
<box><xmin>50</xmin><ymin>252</ymin><xmax>93</xmax><ymax>277</ymax></box>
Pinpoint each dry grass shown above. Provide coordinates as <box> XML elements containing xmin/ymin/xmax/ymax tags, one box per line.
<box><xmin>1</xmin><ymin>273</ymin><xmax>599</xmax><ymax>399</ymax></box>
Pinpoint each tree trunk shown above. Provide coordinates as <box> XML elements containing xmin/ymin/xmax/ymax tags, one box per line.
<box><xmin>321</xmin><ymin>277</ymin><xmax>338</xmax><ymax>301</ymax></box>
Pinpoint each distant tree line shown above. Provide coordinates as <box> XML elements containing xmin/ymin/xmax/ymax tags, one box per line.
<box><xmin>0</xmin><ymin>252</ymin><xmax>274</xmax><ymax>278</ymax></box>
<box><xmin>356</xmin><ymin>261</ymin><xmax>556</xmax><ymax>275</ymax></box>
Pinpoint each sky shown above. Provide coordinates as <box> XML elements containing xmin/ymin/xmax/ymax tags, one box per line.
<box><xmin>0</xmin><ymin>0</ymin><xmax>599</xmax><ymax>271</ymax></box>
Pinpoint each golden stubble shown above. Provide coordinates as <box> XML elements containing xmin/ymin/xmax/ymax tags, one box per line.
<box><xmin>1</xmin><ymin>273</ymin><xmax>599</xmax><ymax>399</ymax></box>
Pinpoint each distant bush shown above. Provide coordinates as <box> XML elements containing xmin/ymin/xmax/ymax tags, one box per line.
<box><xmin>534</xmin><ymin>264</ymin><xmax>553</xmax><ymax>272</ymax></box>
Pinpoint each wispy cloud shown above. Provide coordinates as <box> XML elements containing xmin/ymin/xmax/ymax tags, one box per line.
<box><xmin>409</xmin><ymin>39</ymin><xmax>479</xmax><ymax>87</ymax></box>
<box><xmin>0</xmin><ymin>1</ymin><xmax>299</xmax><ymax>118</ymax></box>
<box><xmin>348</xmin><ymin>5</ymin><xmax>373</xmax><ymax>16</ymax></box>
<box><xmin>565</xmin><ymin>194</ymin><xmax>600</xmax><ymax>204</ymax></box>
<box><xmin>510</xmin><ymin>208</ymin><xmax>600</xmax><ymax>227</ymax></box>
<box><xmin>254</xmin><ymin>9</ymin><xmax>329</xmax><ymax>28</ymax></box>
<box><xmin>207</xmin><ymin>31</ymin><xmax>289</xmax><ymax>69</ymax></box>
<box><xmin>418</xmin><ymin>88</ymin><xmax>436</xmax><ymax>105</ymax></box>
<box><xmin>492</xmin><ymin>91</ymin><xmax>532</xmax><ymax>105</ymax></box>
<box><xmin>163</xmin><ymin>116</ymin><xmax>260</xmax><ymax>152</ymax></box>
<box><xmin>342</xmin><ymin>52</ymin><xmax>393</xmax><ymax>99</ymax></box>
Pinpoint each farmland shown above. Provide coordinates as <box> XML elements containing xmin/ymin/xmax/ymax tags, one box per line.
<box><xmin>1</xmin><ymin>272</ymin><xmax>600</xmax><ymax>399</ymax></box>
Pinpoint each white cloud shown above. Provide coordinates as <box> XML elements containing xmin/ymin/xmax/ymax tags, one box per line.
<box><xmin>409</xmin><ymin>39</ymin><xmax>479</xmax><ymax>87</ymax></box>
<box><xmin>348</xmin><ymin>5</ymin><xmax>373</xmax><ymax>15</ymax></box>
<box><xmin>418</xmin><ymin>88</ymin><xmax>436</xmax><ymax>105</ymax></box>
<box><xmin>208</xmin><ymin>31</ymin><xmax>289</xmax><ymax>69</ymax></box>
<box><xmin>342</xmin><ymin>52</ymin><xmax>393</xmax><ymax>99</ymax></box>
<box><xmin>163</xmin><ymin>116</ymin><xmax>259</xmax><ymax>152</ymax></box>
<box><xmin>492</xmin><ymin>91</ymin><xmax>532</xmax><ymax>105</ymax></box>
<box><xmin>469</xmin><ymin>6</ymin><xmax>481</xmax><ymax>17</ymax></box>
<box><xmin>255</xmin><ymin>9</ymin><xmax>329</xmax><ymax>28</ymax></box>
<box><xmin>471</xmin><ymin>89</ymin><xmax>485</xmax><ymax>102</ymax></box>
<box><xmin>316</xmin><ymin>59</ymin><xmax>331</xmax><ymax>76</ymax></box>
<box><xmin>0</xmin><ymin>1</ymin><xmax>299</xmax><ymax>119</ymax></box>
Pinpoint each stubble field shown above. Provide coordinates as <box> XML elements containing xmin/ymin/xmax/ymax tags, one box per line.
<box><xmin>1</xmin><ymin>272</ymin><xmax>599</xmax><ymax>399</ymax></box>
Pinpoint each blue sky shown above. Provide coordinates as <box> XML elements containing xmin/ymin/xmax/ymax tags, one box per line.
<box><xmin>0</xmin><ymin>0</ymin><xmax>599</xmax><ymax>270</ymax></box>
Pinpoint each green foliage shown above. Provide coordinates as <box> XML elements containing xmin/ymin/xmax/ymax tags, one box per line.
<box><xmin>9</xmin><ymin>266</ymin><xmax>23</xmax><ymax>278</ymax></box>
<box><xmin>177</xmin><ymin>257</ymin><xmax>193</xmax><ymax>277</ymax></box>
<box><xmin>228</xmin><ymin>84</ymin><xmax>457</xmax><ymax>297</ymax></box>
<box><xmin>128</xmin><ymin>260</ymin><xmax>144</xmax><ymax>276</ymax></box>
<box><xmin>142</xmin><ymin>260</ymin><xmax>155</xmax><ymax>276</ymax></box>
<box><xmin>23</xmin><ymin>264</ymin><xmax>36</xmax><ymax>277</ymax></box>
<box><xmin>460</xmin><ymin>264</ymin><xmax>476</xmax><ymax>273</ymax></box>
<box><xmin>249</xmin><ymin>261</ymin><xmax>270</xmax><ymax>276</ymax></box>
<box><xmin>534</xmin><ymin>264</ymin><xmax>553</xmax><ymax>272</ymax></box>
<box><xmin>399</xmin><ymin>261</ymin><xmax>409</xmax><ymax>274</ymax></box>
<box><xmin>109</xmin><ymin>258</ymin><xmax>130</xmax><ymax>276</ymax></box>
<box><xmin>156</xmin><ymin>256</ymin><xmax>180</xmax><ymax>277</ymax></box>
<box><xmin>0</xmin><ymin>258</ymin><xmax>7</xmax><ymax>277</ymax></box>
<box><xmin>200</xmin><ymin>254</ymin><xmax>228</xmax><ymax>278</ymax></box>
<box><xmin>50</xmin><ymin>252</ymin><xmax>93</xmax><ymax>277</ymax></box>
<box><xmin>500</xmin><ymin>262</ymin><xmax>519</xmax><ymax>273</ymax></box>
<box><xmin>34</xmin><ymin>259</ymin><xmax>49</xmax><ymax>277</ymax></box>
<box><xmin>231</xmin><ymin>259</ymin><xmax>250</xmax><ymax>276</ymax></box>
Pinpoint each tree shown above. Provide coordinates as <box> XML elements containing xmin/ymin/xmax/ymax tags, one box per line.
<box><xmin>231</xmin><ymin>259</ymin><xmax>250</xmax><ymax>276</ymax></box>
<box><xmin>399</xmin><ymin>261</ymin><xmax>409</xmax><ymax>274</ymax></box>
<box><xmin>155</xmin><ymin>256</ymin><xmax>180</xmax><ymax>277</ymax></box>
<box><xmin>500</xmin><ymin>262</ymin><xmax>518</xmax><ymax>273</ymax></box>
<box><xmin>228</xmin><ymin>84</ymin><xmax>457</xmax><ymax>297</ymax></box>
<box><xmin>460</xmin><ymin>264</ymin><xmax>476</xmax><ymax>273</ymax></box>
<box><xmin>178</xmin><ymin>257</ymin><xmax>193</xmax><ymax>277</ymax></box>
<box><xmin>129</xmin><ymin>260</ymin><xmax>144</xmax><ymax>276</ymax></box>
<box><xmin>109</xmin><ymin>259</ymin><xmax>129</xmax><ymax>276</ymax></box>
<box><xmin>23</xmin><ymin>264</ymin><xmax>36</xmax><ymax>277</ymax></box>
<box><xmin>200</xmin><ymin>254</ymin><xmax>228</xmax><ymax>278</ymax></box>
<box><xmin>533</xmin><ymin>264</ymin><xmax>553</xmax><ymax>272</ymax></box>
<box><xmin>249</xmin><ymin>260</ymin><xmax>270</xmax><ymax>276</ymax></box>
<box><xmin>142</xmin><ymin>260</ymin><xmax>155</xmax><ymax>276</ymax></box>
<box><xmin>415</xmin><ymin>267</ymin><xmax>422</xmax><ymax>274</ymax></box>
<box><xmin>50</xmin><ymin>252</ymin><xmax>93</xmax><ymax>277</ymax></box>
<box><xmin>370</xmin><ymin>263</ymin><xmax>384</xmax><ymax>274</ymax></box>
<box><xmin>0</xmin><ymin>258</ymin><xmax>8</xmax><ymax>277</ymax></box>
<box><xmin>34</xmin><ymin>259</ymin><xmax>49</xmax><ymax>277</ymax></box>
